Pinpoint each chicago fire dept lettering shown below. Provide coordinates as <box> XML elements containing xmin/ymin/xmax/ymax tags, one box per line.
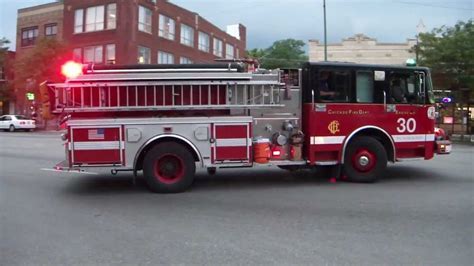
<box><xmin>328</xmin><ymin>120</ymin><xmax>340</xmax><ymax>135</ymax></box>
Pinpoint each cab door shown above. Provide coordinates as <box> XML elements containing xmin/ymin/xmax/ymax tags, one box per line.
<box><xmin>385</xmin><ymin>70</ymin><xmax>435</xmax><ymax>159</ymax></box>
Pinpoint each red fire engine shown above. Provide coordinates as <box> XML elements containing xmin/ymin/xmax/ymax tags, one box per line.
<box><xmin>47</xmin><ymin>61</ymin><xmax>451</xmax><ymax>193</ymax></box>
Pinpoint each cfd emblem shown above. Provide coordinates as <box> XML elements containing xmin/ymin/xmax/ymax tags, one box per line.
<box><xmin>328</xmin><ymin>120</ymin><xmax>340</xmax><ymax>134</ymax></box>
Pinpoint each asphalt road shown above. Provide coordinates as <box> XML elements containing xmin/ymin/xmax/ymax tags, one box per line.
<box><xmin>1</xmin><ymin>131</ymin><xmax>473</xmax><ymax>265</ymax></box>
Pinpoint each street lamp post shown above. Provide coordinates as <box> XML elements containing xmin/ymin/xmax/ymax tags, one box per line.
<box><xmin>323</xmin><ymin>0</ymin><xmax>327</xmax><ymax>61</ymax></box>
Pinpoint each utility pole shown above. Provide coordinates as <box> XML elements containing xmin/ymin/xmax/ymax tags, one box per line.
<box><xmin>323</xmin><ymin>0</ymin><xmax>327</xmax><ymax>61</ymax></box>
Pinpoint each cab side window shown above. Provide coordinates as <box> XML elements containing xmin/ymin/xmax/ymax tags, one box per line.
<box><xmin>356</xmin><ymin>71</ymin><xmax>374</xmax><ymax>103</ymax></box>
<box><xmin>316</xmin><ymin>70</ymin><xmax>350</xmax><ymax>103</ymax></box>
<box><xmin>389</xmin><ymin>72</ymin><xmax>423</xmax><ymax>104</ymax></box>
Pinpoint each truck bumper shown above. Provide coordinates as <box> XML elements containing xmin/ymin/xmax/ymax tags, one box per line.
<box><xmin>435</xmin><ymin>140</ymin><xmax>452</xmax><ymax>154</ymax></box>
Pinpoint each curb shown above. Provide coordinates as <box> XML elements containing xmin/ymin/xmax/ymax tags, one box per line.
<box><xmin>450</xmin><ymin>134</ymin><xmax>474</xmax><ymax>144</ymax></box>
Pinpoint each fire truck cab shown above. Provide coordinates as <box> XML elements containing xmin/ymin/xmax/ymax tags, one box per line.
<box><xmin>48</xmin><ymin>61</ymin><xmax>450</xmax><ymax>193</ymax></box>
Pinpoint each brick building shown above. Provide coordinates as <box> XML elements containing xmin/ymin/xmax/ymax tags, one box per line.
<box><xmin>16</xmin><ymin>2</ymin><xmax>64</xmax><ymax>57</ymax></box>
<box><xmin>15</xmin><ymin>2</ymin><xmax>64</xmax><ymax>115</ymax></box>
<box><xmin>62</xmin><ymin>0</ymin><xmax>246</xmax><ymax>65</ymax></box>
<box><xmin>16</xmin><ymin>0</ymin><xmax>246</xmax><ymax>65</ymax></box>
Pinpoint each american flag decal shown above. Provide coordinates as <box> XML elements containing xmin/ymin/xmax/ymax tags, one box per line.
<box><xmin>88</xmin><ymin>128</ymin><xmax>105</xmax><ymax>140</ymax></box>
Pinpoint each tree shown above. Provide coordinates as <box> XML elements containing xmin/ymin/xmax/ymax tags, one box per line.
<box><xmin>0</xmin><ymin>37</ymin><xmax>10</xmax><ymax>65</ymax></box>
<box><xmin>14</xmin><ymin>38</ymin><xmax>69</xmax><ymax>89</ymax></box>
<box><xmin>418</xmin><ymin>20</ymin><xmax>474</xmax><ymax>90</ymax></box>
<box><xmin>247</xmin><ymin>39</ymin><xmax>308</xmax><ymax>69</ymax></box>
<box><xmin>13</xmin><ymin>38</ymin><xmax>69</xmax><ymax>117</ymax></box>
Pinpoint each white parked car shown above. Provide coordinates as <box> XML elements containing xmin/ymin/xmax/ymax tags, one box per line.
<box><xmin>0</xmin><ymin>115</ymin><xmax>36</xmax><ymax>132</ymax></box>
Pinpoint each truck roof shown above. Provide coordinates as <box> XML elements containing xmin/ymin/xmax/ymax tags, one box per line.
<box><xmin>304</xmin><ymin>61</ymin><xmax>430</xmax><ymax>72</ymax></box>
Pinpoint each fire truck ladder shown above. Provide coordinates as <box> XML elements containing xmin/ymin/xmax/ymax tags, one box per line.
<box><xmin>48</xmin><ymin>65</ymin><xmax>284</xmax><ymax>113</ymax></box>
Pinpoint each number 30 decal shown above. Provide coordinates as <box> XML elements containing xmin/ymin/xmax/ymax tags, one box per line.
<box><xmin>397</xmin><ymin>118</ymin><xmax>416</xmax><ymax>133</ymax></box>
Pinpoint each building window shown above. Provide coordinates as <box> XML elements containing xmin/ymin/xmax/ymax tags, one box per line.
<box><xmin>198</xmin><ymin>31</ymin><xmax>210</xmax><ymax>52</ymax></box>
<box><xmin>106</xmin><ymin>44</ymin><xmax>116</xmax><ymax>64</ymax></box>
<box><xmin>138</xmin><ymin>6</ymin><xmax>152</xmax><ymax>33</ymax></box>
<box><xmin>180</xmin><ymin>24</ymin><xmax>194</xmax><ymax>47</ymax></box>
<box><xmin>21</xmin><ymin>27</ymin><xmax>38</xmax><ymax>47</ymax></box>
<box><xmin>159</xmin><ymin>14</ymin><xmax>175</xmax><ymax>40</ymax></box>
<box><xmin>225</xmin><ymin>44</ymin><xmax>234</xmax><ymax>59</ymax></box>
<box><xmin>106</xmin><ymin>3</ymin><xmax>116</xmax><ymax>29</ymax></box>
<box><xmin>73</xmin><ymin>48</ymin><xmax>82</xmax><ymax>62</ymax></box>
<box><xmin>138</xmin><ymin>46</ymin><xmax>151</xmax><ymax>64</ymax></box>
<box><xmin>45</xmin><ymin>23</ymin><xmax>58</xmax><ymax>36</ymax></box>
<box><xmin>84</xmin><ymin>45</ymin><xmax>103</xmax><ymax>64</ymax></box>
<box><xmin>213</xmin><ymin>38</ymin><xmax>223</xmax><ymax>57</ymax></box>
<box><xmin>85</xmin><ymin>6</ymin><xmax>105</xmax><ymax>32</ymax></box>
<box><xmin>158</xmin><ymin>51</ymin><xmax>174</xmax><ymax>64</ymax></box>
<box><xmin>74</xmin><ymin>9</ymin><xmax>84</xmax><ymax>33</ymax></box>
<box><xmin>180</xmin><ymin>57</ymin><xmax>192</xmax><ymax>64</ymax></box>
<box><xmin>236</xmin><ymin>48</ymin><xmax>240</xmax><ymax>59</ymax></box>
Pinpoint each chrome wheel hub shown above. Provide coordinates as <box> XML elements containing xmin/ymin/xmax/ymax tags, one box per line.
<box><xmin>359</xmin><ymin>156</ymin><xmax>370</xmax><ymax>166</ymax></box>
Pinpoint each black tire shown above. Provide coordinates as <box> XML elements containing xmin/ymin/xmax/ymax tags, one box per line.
<box><xmin>343</xmin><ymin>136</ymin><xmax>387</xmax><ymax>183</ymax></box>
<box><xmin>143</xmin><ymin>142</ymin><xmax>196</xmax><ymax>193</ymax></box>
<box><xmin>9</xmin><ymin>125</ymin><xmax>15</xmax><ymax>132</ymax></box>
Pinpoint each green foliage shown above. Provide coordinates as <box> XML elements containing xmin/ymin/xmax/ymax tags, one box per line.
<box><xmin>247</xmin><ymin>39</ymin><xmax>308</xmax><ymax>69</ymax></box>
<box><xmin>0</xmin><ymin>37</ymin><xmax>10</xmax><ymax>66</ymax></box>
<box><xmin>418</xmin><ymin>20</ymin><xmax>474</xmax><ymax>90</ymax></box>
<box><xmin>13</xmin><ymin>38</ymin><xmax>69</xmax><ymax>90</ymax></box>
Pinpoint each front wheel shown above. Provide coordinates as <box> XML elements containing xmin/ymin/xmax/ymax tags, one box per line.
<box><xmin>9</xmin><ymin>125</ymin><xmax>15</xmax><ymax>132</ymax></box>
<box><xmin>343</xmin><ymin>136</ymin><xmax>387</xmax><ymax>183</ymax></box>
<box><xmin>143</xmin><ymin>142</ymin><xmax>196</xmax><ymax>193</ymax></box>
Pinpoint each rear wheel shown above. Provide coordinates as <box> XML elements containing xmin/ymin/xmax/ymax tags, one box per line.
<box><xmin>343</xmin><ymin>136</ymin><xmax>387</xmax><ymax>183</ymax></box>
<box><xmin>143</xmin><ymin>142</ymin><xmax>196</xmax><ymax>193</ymax></box>
<box><xmin>9</xmin><ymin>125</ymin><xmax>15</xmax><ymax>132</ymax></box>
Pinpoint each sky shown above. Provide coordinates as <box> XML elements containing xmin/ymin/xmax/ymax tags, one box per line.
<box><xmin>0</xmin><ymin>0</ymin><xmax>472</xmax><ymax>51</ymax></box>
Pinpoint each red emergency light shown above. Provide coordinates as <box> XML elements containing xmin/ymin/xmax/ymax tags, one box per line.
<box><xmin>61</xmin><ymin>61</ymin><xmax>83</xmax><ymax>79</ymax></box>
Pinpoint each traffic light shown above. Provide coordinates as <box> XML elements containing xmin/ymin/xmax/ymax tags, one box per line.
<box><xmin>39</xmin><ymin>81</ymin><xmax>52</xmax><ymax>120</ymax></box>
<box><xmin>26</xmin><ymin>92</ymin><xmax>35</xmax><ymax>101</ymax></box>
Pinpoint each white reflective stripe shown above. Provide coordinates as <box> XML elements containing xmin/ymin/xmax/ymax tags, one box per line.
<box><xmin>310</xmin><ymin>137</ymin><xmax>315</xmax><ymax>145</ymax></box>
<box><xmin>216</xmin><ymin>138</ymin><xmax>249</xmax><ymax>147</ymax></box>
<box><xmin>71</xmin><ymin>141</ymin><xmax>124</xmax><ymax>150</ymax></box>
<box><xmin>312</xmin><ymin>136</ymin><xmax>345</xmax><ymax>145</ymax></box>
<box><xmin>393</xmin><ymin>134</ymin><xmax>433</xmax><ymax>143</ymax></box>
<box><xmin>425</xmin><ymin>134</ymin><xmax>435</xmax><ymax>141</ymax></box>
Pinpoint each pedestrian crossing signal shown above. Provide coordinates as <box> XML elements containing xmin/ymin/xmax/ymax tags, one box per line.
<box><xmin>26</xmin><ymin>93</ymin><xmax>35</xmax><ymax>101</ymax></box>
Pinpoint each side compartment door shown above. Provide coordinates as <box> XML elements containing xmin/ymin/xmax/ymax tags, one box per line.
<box><xmin>212</xmin><ymin>123</ymin><xmax>251</xmax><ymax>164</ymax></box>
<box><xmin>70</xmin><ymin>126</ymin><xmax>125</xmax><ymax>165</ymax></box>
